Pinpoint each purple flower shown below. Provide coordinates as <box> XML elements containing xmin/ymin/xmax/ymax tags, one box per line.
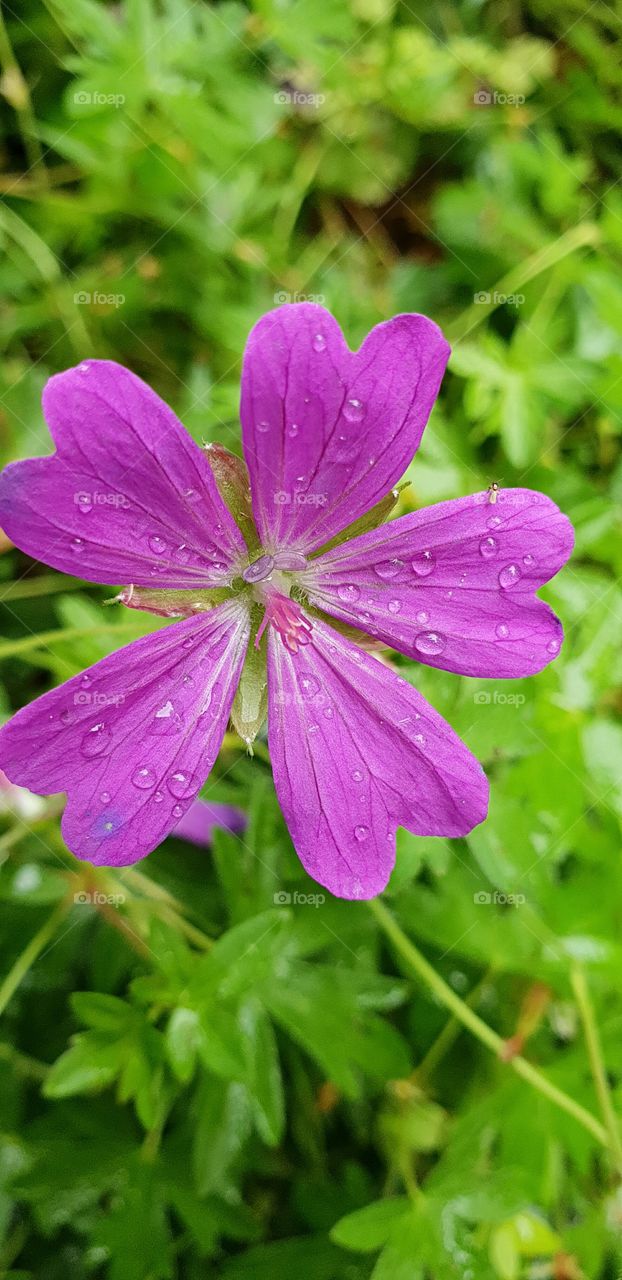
<box><xmin>0</xmin><ymin>304</ymin><xmax>573</xmax><ymax>899</ymax></box>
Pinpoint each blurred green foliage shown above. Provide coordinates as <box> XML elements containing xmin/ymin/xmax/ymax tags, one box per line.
<box><xmin>1</xmin><ymin>0</ymin><xmax>622</xmax><ymax>1277</ymax></box>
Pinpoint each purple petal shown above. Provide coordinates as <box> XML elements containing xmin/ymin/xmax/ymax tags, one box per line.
<box><xmin>267</xmin><ymin>614</ymin><xmax>488</xmax><ymax>899</ymax></box>
<box><xmin>0</xmin><ymin>602</ymin><xmax>250</xmax><ymax>866</ymax></box>
<box><xmin>302</xmin><ymin>489</ymin><xmax>574</xmax><ymax>678</ymax></box>
<box><xmin>172</xmin><ymin>797</ymin><xmax>247</xmax><ymax>846</ymax></box>
<box><xmin>0</xmin><ymin>361</ymin><xmax>246</xmax><ymax>587</ymax></box>
<box><xmin>240</xmin><ymin>303</ymin><xmax>449</xmax><ymax>555</ymax></box>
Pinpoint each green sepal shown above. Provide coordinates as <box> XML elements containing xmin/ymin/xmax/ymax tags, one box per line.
<box><xmin>205</xmin><ymin>442</ymin><xmax>261</xmax><ymax>554</ymax></box>
<box><xmin>309</xmin><ymin>482</ymin><xmax>410</xmax><ymax>557</ymax></box>
<box><xmin>108</xmin><ymin>585</ymin><xmax>235</xmax><ymax>617</ymax></box>
<box><xmin>231</xmin><ymin>605</ymin><xmax>268</xmax><ymax>745</ymax></box>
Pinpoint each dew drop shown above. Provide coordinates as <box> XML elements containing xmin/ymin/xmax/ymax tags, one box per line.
<box><xmin>307</xmin><ymin>723</ymin><xmax>319</xmax><ymax>735</ymax></box>
<box><xmin>182</xmin><ymin>638</ymin><xmax>194</xmax><ymax>650</ymax></box>
<box><xmin>153</xmin><ymin>791</ymin><xmax>164</xmax><ymax>804</ymax></box>
<box><xmin>487</xmin><ymin>514</ymin><xmax>502</xmax><ymax>529</ymax></box>
<box><xmin>172</xmin><ymin>804</ymin><xmax>184</xmax><ymax>819</ymax></box>
<box><xmin>480</xmin><ymin>536</ymin><xmax>498</xmax><ymax>559</ymax></box>
<box><xmin>352</xmin><ymin>769</ymin><xmax>364</xmax><ymax>782</ymax></box>
<box><xmin>151</xmin><ymin>700</ymin><xmax>183</xmax><ymax>735</ymax></box>
<box><xmin>547</xmin><ymin>637</ymin><xmax>560</xmax><ymax>655</ymax></box>
<box><xmin>148</xmin><ymin>534</ymin><xmax>167</xmax><ymax>555</ymax></box>
<box><xmin>416</xmin><ymin>610</ymin><xmax>429</xmax><ymax>625</ymax></box>
<box><xmin>288</xmin><ymin>422</ymin><xmax>299</xmax><ymax>438</ymax></box>
<box><xmin>523</xmin><ymin>553</ymin><xmax>535</xmax><ymax>567</ymax></box>
<box><xmin>498</xmin><ymin>563</ymin><xmax>521</xmax><ymax>589</ymax></box>
<box><xmin>167</xmin><ymin>770</ymin><xmax>197</xmax><ymax>799</ymax></box>
<box><xmin>242</xmin><ymin>553</ymin><xmax>275</xmax><ymax>584</ymax></box>
<box><xmin>76</xmin><ymin>494</ymin><xmax>92</xmax><ymax>515</ymax></box>
<box><xmin>60</xmin><ymin>709</ymin><xmax>72</xmax><ymax>725</ymax></box>
<box><xmin>343</xmin><ymin>397</ymin><xmax>365</xmax><ymax>423</ymax></box>
<box><xmin>354</xmin><ymin>825</ymin><xmax>369</xmax><ymax>842</ymax></box>
<box><xmin>323</xmin><ymin>706</ymin><xmax>334</xmax><ymax>718</ymax></box>
<box><xmin>495</xmin><ymin>623</ymin><xmax>509</xmax><ymax>639</ymax></box>
<box><xmin>80</xmin><ymin>674</ymin><xmax>92</xmax><ymax>688</ymax></box>
<box><xmin>414</xmin><ymin>631</ymin><xmax>446</xmax><ymax>657</ymax></box>
<box><xmin>70</xmin><ymin>537</ymin><xmax>86</xmax><ymax>554</ymax></box>
<box><xmin>312</xmin><ymin>333</ymin><xmax>326</xmax><ymax>353</ymax></box>
<box><xmin>298</xmin><ymin>673</ymin><xmax>320</xmax><ymax>698</ymax></box>
<box><xmin>132</xmin><ymin>766</ymin><xmax>156</xmax><ymax>790</ymax></box>
<box><xmin>100</xmin><ymin>791</ymin><xmax>111</xmax><ymax>804</ymax></box>
<box><xmin>337</xmin><ymin>583</ymin><xmax>360</xmax><ymax>603</ymax></box>
<box><xmin>182</xmin><ymin>674</ymin><xmax>194</xmax><ymax>687</ymax></box>
<box><xmin>81</xmin><ymin>723</ymin><xmax>111</xmax><ymax>758</ymax></box>
<box><xmin>413</xmin><ymin>732</ymin><xmax>426</xmax><ymax>747</ymax></box>
<box><xmin>388</xmin><ymin>599</ymin><xmax>402</xmax><ymax>614</ymax></box>
<box><xmin>374</xmin><ymin>559</ymin><xmax>404</xmax><ymax>581</ymax></box>
<box><xmin>257</xmin><ymin>420</ymin><xmax>270</xmax><ymax>433</ymax></box>
<box><xmin>411</xmin><ymin>550</ymin><xmax>435</xmax><ymax>577</ymax></box>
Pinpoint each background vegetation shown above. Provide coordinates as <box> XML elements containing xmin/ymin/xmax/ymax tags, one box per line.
<box><xmin>1</xmin><ymin>1</ymin><xmax>621</xmax><ymax>1276</ymax></box>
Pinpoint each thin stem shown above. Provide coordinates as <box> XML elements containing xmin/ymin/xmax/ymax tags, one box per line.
<box><xmin>448</xmin><ymin>222</ymin><xmax>600</xmax><ymax>344</ymax></box>
<box><xmin>0</xmin><ymin>622</ymin><xmax>140</xmax><ymax>661</ymax></box>
<box><xmin>0</xmin><ymin>898</ymin><xmax>72</xmax><ymax>1017</ymax></box>
<box><xmin>571</xmin><ymin>963</ymin><xmax>622</xmax><ymax>1175</ymax></box>
<box><xmin>0</xmin><ymin>3</ymin><xmax>47</xmax><ymax>182</ymax></box>
<box><xmin>368</xmin><ymin>899</ymin><xmax>609</xmax><ymax>1151</ymax></box>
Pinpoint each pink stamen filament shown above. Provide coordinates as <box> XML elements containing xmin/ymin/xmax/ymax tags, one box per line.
<box><xmin>255</xmin><ymin>592</ymin><xmax>313</xmax><ymax>654</ymax></box>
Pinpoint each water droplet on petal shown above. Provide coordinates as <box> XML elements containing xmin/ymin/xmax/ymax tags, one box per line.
<box><xmin>80</xmin><ymin>674</ymin><xmax>92</xmax><ymax>688</ymax></box>
<box><xmin>81</xmin><ymin>723</ymin><xmax>112</xmax><ymax>758</ymax></box>
<box><xmin>257</xmin><ymin>420</ymin><xmax>270</xmax><ymax>433</ymax></box>
<box><xmin>323</xmin><ymin>706</ymin><xmax>333</xmax><ymax>718</ymax></box>
<box><xmin>374</xmin><ymin>559</ymin><xmax>404</xmax><ymax>581</ymax></box>
<box><xmin>312</xmin><ymin>333</ymin><xmax>326</xmax><ymax>352</ymax></box>
<box><xmin>487</xmin><ymin>514</ymin><xmax>502</xmax><ymax>529</ymax></box>
<box><xmin>151</xmin><ymin>700</ymin><xmax>183</xmax><ymax>735</ymax></box>
<box><xmin>480</xmin><ymin>536</ymin><xmax>498</xmax><ymax>559</ymax></box>
<box><xmin>148</xmin><ymin>534</ymin><xmax>167</xmax><ymax>555</ymax></box>
<box><xmin>182</xmin><ymin>674</ymin><xmax>194</xmax><ymax>687</ymax></box>
<box><xmin>495</xmin><ymin>623</ymin><xmax>509</xmax><ymax>639</ymax></box>
<box><xmin>547</xmin><ymin>637</ymin><xmax>560</xmax><ymax>654</ymax></box>
<box><xmin>413</xmin><ymin>732</ymin><xmax>426</xmax><ymax>747</ymax></box>
<box><xmin>411</xmin><ymin>550</ymin><xmax>435</xmax><ymax>577</ymax></box>
<box><xmin>100</xmin><ymin>791</ymin><xmax>111</xmax><ymax>804</ymax></box>
<box><xmin>523</xmin><ymin>553</ymin><xmax>535</xmax><ymax>567</ymax></box>
<box><xmin>70</xmin><ymin>537</ymin><xmax>86</xmax><ymax>554</ymax></box>
<box><xmin>388</xmin><ymin>599</ymin><xmax>402</xmax><ymax>614</ymax></box>
<box><xmin>416</xmin><ymin>610</ymin><xmax>429</xmax><ymax>625</ymax></box>
<box><xmin>343</xmin><ymin>397</ymin><xmax>365</xmax><ymax>423</ymax></box>
<box><xmin>153</xmin><ymin>790</ymin><xmax>164</xmax><ymax>804</ymax></box>
<box><xmin>167</xmin><ymin>770</ymin><xmax>198</xmax><ymax>799</ymax></box>
<box><xmin>307</xmin><ymin>723</ymin><xmax>319</xmax><ymax>735</ymax></box>
<box><xmin>172</xmin><ymin>804</ymin><xmax>184</xmax><ymax>819</ymax></box>
<box><xmin>76</xmin><ymin>494</ymin><xmax>92</xmax><ymax>515</ymax></box>
<box><xmin>414</xmin><ymin>631</ymin><xmax>446</xmax><ymax>657</ymax></box>
<box><xmin>354</xmin><ymin>825</ymin><xmax>369</xmax><ymax>842</ymax></box>
<box><xmin>298</xmin><ymin>673</ymin><xmax>320</xmax><ymax>698</ymax></box>
<box><xmin>288</xmin><ymin>422</ymin><xmax>299</xmax><ymax>438</ymax></box>
<box><xmin>132</xmin><ymin>766</ymin><xmax>156</xmax><ymax>790</ymax></box>
<box><xmin>337</xmin><ymin>583</ymin><xmax>360</xmax><ymax>603</ymax></box>
<box><xmin>352</xmin><ymin>769</ymin><xmax>363</xmax><ymax>782</ymax></box>
<box><xmin>242</xmin><ymin>553</ymin><xmax>275</xmax><ymax>584</ymax></box>
<box><xmin>182</xmin><ymin>638</ymin><xmax>194</xmax><ymax>649</ymax></box>
<box><xmin>60</xmin><ymin>709</ymin><xmax>72</xmax><ymax>725</ymax></box>
<box><xmin>498</xmin><ymin>564</ymin><xmax>521</xmax><ymax>589</ymax></box>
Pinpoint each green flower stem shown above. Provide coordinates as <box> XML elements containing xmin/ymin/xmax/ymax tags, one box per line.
<box><xmin>0</xmin><ymin>623</ymin><xmax>141</xmax><ymax>661</ymax></box>
<box><xmin>368</xmin><ymin>899</ymin><xmax>610</xmax><ymax>1152</ymax></box>
<box><xmin>0</xmin><ymin>3</ymin><xmax>47</xmax><ymax>182</ymax></box>
<box><xmin>448</xmin><ymin>222</ymin><xmax>600</xmax><ymax>345</ymax></box>
<box><xmin>570</xmin><ymin>963</ymin><xmax>622</xmax><ymax>1174</ymax></box>
<box><xmin>0</xmin><ymin>898</ymin><xmax>72</xmax><ymax>1018</ymax></box>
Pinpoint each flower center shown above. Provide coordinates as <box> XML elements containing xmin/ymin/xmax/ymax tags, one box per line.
<box><xmin>254</xmin><ymin>589</ymin><xmax>312</xmax><ymax>654</ymax></box>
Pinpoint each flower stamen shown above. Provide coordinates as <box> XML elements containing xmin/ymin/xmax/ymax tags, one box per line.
<box><xmin>255</xmin><ymin>591</ymin><xmax>312</xmax><ymax>654</ymax></box>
